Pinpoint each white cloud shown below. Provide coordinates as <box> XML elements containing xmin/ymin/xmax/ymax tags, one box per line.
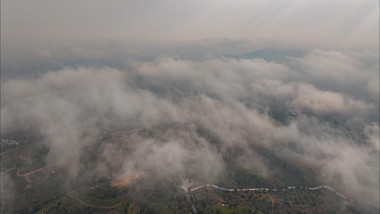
<box><xmin>1</xmin><ymin>49</ymin><xmax>378</xmax><ymax>208</ymax></box>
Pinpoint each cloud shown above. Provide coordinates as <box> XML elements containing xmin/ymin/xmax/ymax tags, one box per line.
<box><xmin>291</xmin><ymin>83</ymin><xmax>375</xmax><ymax>115</ymax></box>
<box><xmin>1</xmin><ymin>1</ymin><xmax>378</xmax><ymax>211</ymax></box>
<box><xmin>1</xmin><ymin>49</ymin><xmax>379</xmax><ymax>209</ymax></box>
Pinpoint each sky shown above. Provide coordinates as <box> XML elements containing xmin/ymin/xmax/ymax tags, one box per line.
<box><xmin>2</xmin><ymin>0</ymin><xmax>379</xmax><ymax>47</ymax></box>
<box><xmin>1</xmin><ymin>0</ymin><xmax>379</xmax><ymax>212</ymax></box>
<box><xmin>2</xmin><ymin>0</ymin><xmax>379</xmax><ymax>80</ymax></box>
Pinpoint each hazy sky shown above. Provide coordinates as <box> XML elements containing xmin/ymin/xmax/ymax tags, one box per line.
<box><xmin>1</xmin><ymin>1</ymin><xmax>379</xmax><ymax>211</ymax></box>
<box><xmin>2</xmin><ymin>0</ymin><xmax>379</xmax><ymax>48</ymax></box>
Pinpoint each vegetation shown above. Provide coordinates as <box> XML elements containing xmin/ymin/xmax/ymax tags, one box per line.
<box><xmin>0</xmin><ymin>130</ymin><xmax>365</xmax><ymax>214</ymax></box>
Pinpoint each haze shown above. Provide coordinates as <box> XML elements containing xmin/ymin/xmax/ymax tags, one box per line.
<box><xmin>1</xmin><ymin>1</ymin><xmax>379</xmax><ymax>213</ymax></box>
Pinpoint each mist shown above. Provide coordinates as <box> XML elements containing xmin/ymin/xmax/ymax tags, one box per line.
<box><xmin>1</xmin><ymin>47</ymin><xmax>379</xmax><ymax>208</ymax></box>
<box><xmin>1</xmin><ymin>0</ymin><xmax>379</xmax><ymax>213</ymax></box>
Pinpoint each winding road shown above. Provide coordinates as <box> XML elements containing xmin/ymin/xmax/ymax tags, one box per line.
<box><xmin>188</xmin><ymin>184</ymin><xmax>348</xmax><ymax>199</ymax></box>
<box><xmin>76</xmin><ymin>197</ymin><xmax>123</xmax><ymax>209</ymax></box>
<box><xmin>0</xmin><ymin>164</ymin><xmax>56</xmax><ymax>177</ymax></box>
<box><xmin>182</xmin><ymin>183</ymin><xmax>349</xmax><ymax>214</ymax></box>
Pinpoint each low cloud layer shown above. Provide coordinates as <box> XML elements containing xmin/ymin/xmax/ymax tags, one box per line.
<box><xmin>1</xmin><ymin>49</ymin><xmax>379</xmax><ymax>208</ymax></box>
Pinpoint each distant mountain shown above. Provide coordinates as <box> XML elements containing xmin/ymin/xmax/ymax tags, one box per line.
<box><xmin>224</xmin><ymin>48</ymin><xmax>305</xmax><ymax>61</ymax></box>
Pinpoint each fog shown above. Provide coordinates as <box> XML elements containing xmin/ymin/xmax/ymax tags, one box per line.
<box><xmin>1</xmin><ymin>0</ymin><xmax>379</xmax><ymax>212</ymax></box>
<box><xmin>2</xmin><ymin>48</ymin><xmax>379</xmax><ymax>208</ymax></box>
